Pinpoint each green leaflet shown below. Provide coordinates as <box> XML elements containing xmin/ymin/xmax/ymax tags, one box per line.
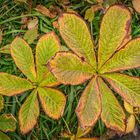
<box><xmin>39</xmin><ymin>71</ymin><xmax>60</xmax><ymax>87</ymax></box>
<box><xmin>97</xmin><ymin>77</ymin><xmax>125</xmax><ymax>132</ymax></box>
<box><xmin>23</xmin><ymin>27</ymin><xmax>38</xmax><ymax>44</ymax></box>
<box><xmin>98</xmin><ymin>5</ymin><xmax>131</xmax><ymax>69</ymax></box>
<box><xmin>11</xmin><ymin>37</ymin><xmax>36</xmax><ymax>82</ymax></box>
<box><xmin>19</xmin><ymin>90</ymin><xmax>39</xmax><ymax>134</ymax></box>
<box><xmin>0</xmin><ymin>73</ymin><xmax>33</xmax><ymax>96</ymax></box>
<box><xmin>76</xmin><ymin>77</ymin><xmax>101</xmax><ymax>129</ymax></box>
<box><xmin>99</xmin><ymin>38</ymin><xmax>140</xmax><ymax>73</ymax></box>
<box><xmin>36</xmin><ymin>32</ymin><xmax>60</xmax><ymax>83</ymax></box>
<box><xmin>103</xmin><ymin>73</ymin><xmax>140</xmax><ymax>107</ymax></box>
<box><xmin>38</xmin><ymin>87</ymin><xmax>66</xmax><ymax>119</ymax></box>
<box><xmin>59</xmin><ymin>13</ymin><xmax>97</xmax><ymax>68</ymax></box>
<box><xmin>0</xmin><ymin>131</ymin><xmax>11</xmax><ymax>140</ymax></box>
<box><xmin>48</xmin><ymin>52</ymin><xmax>95</xmax><ymax>85</ymax></box>
<box><xmin>0</xmin><ymin>114</ymin><xmax>16</xmax><ymax>132</ymax></box>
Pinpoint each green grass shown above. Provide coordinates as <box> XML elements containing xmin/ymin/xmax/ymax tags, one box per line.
<box><xmin>0</xmin><ymin>0</ymin><xmax>140</xmax><ymax>139</ymax></box>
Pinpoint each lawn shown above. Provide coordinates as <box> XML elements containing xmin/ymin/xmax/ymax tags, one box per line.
<box><xmin>0</xmin><ymin>0</ymin><xmax>140</xmax><ymax>140</ymax></box>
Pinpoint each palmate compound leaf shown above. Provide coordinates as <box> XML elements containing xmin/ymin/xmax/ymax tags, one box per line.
<box><xmin>47</xmin><ymin>52</ymin><xmax>95</xmax><ymax>85</ymax></box>
<box><xmin>0</xmin><ymin>114</ymin><xmax>16</xmax><ymax>132</ymax></box>
<box><xmin>36</xmin><ymin>32</ymin><xmax>60</xmax><ymax>85</ymax></box>
<box><xmin>97</xmin><ymin>77</ymin><xmax>125</xmax><ymax>132</ymax></box>
<box><xmin>76</xmin><ymin>77</ymin><xmax>101</xmax><ymax>129</ymax></box>
<box><xmin>47</xmin><ymin>4</ymin><xmax>140</xmax><ymax>133</ymax></box>
<box><xmin>103</xmin><ymin>73</ymin><xmax>140</xmax><ymax>107</ymax></box>
<box><xmin>19</xmin><ymin>89</ymin><xmax>39</xmax><ymax>134</ymax></box>
<box><xmin>58</xmin><ymin>13</ymin><xmax>97</xmax><ymax>68</ymax></box>
<box><xmin>38</xmin><ymin>87</ymin><xmax>66</xmax><ymax>119</ymax></box>
<box><xmin>0</xmin><ymin>73</ymin><xmax>33</xmax><ymax>96</ymax></box>
<box><xmin>99</xmin><ymin>38</ymin><xmax>140</xmax><ymax>73</ymax></box>
<box><xmin>98</xmin><ymin>5</ymin><xmax>131</xmax><ymax>69</ymax></box>
<box><xmin>11</xmin><ymin>37</ymin><xmax>36</xmax><ymax>82</ymax></box>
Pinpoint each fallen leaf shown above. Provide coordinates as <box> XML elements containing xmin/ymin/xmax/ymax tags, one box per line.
<box><xmin>23</xmin><ymin>27</ymin><xmax>38</xmax><ymax>44</ymax></box>
<box><xmin>53</xmin><ymin>21</ymin><xmax>58</xmax><ymax>29</ymax></box>
<box><xmin>124</xmin><ymin>101</ymin><xmax>134</xmax><ymax>114</ymax></box>
<box><xmin>126</xmin><ymin>115</ymin><xmax>135</xmax><ymax>133</ymax></box>
<box><xmin>27</xmin><ymin>18</ymin><xmax>38</xmax><ymax>29</ymax></box>
<box><xmin>132</xmin><ymin>0</ymin><xmax>140</xmax><ymax>14</ymax></box>
<box><xmin>85</xmin><ymin>5</ymin><xmax>103</xmax><ymax>22</ymax></box>
<box><xmin>0</xmin><ymin>44</ymin><xmax>11</xmax><ymax>54</ymax></box>
<box><xmin>36</xmin><ymin>5</ymin><xmax>57</xmax><ymax>18</ymax></box>
<box><xmin>85</xmin><ymin>7</ymin><xmax>94</xmax><ymax>22</ymax></box>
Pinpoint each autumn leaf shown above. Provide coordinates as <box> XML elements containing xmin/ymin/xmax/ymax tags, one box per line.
<box><xmin>0</xmin><ymin>32</ymin><xmax>66</xmax><ymax>134</ymax></box>
<box><xmin>36</xmin><ymin>5</ymin><xmax>57</xmax><ymax>18</ymax></box>
<box><xmin>126</xmin><ymin>115</ymin><xmax>135</xmax><ymax>133</ymax></box>
<box><xmin>0</xmin><ymin>114</ymin><xmax>16</xmax><ymax>132</ymax></box>
<box><xmin>85</xmin><ymin>7</ymin><xmax>94</xmax><ymax>22</ymax></box>
<box><xmin>0</xmin><ymin>44</ymin><xmax>11</xmax><ymax>54</ymax></box>
<box><xmin>27</xmin><ymin>18</ymin><xmax>38</xmax><ymax>29</ymax></box>
<box><xmin>0</xmin><ymin>131</ymin><xmax>11</xmax><ymax>140</ymax></box>
<box><xmin>132</xmin><ymin>0</ymin><xmax>140</xmax><ymax>14</ymax></box>
<box><xmin>48</xmin><ymin>5</ymin><xmax>140</xmax><ymax>133</ymax></box>
<box><xmin>23</xmin><ymin>27</ymin><xmax>38</xmax><ymax>44</ymax></box>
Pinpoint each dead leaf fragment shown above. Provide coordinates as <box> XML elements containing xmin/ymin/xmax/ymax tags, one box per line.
<box><xmin>132</xmin><ymin>0</ymin><xmax>140</xmax><ymax>14</ymax></box>
<box><xmin>124</xmin><ymin>101</ymin><xmax>134</xmax><ymax>114</ymax></box>
<box><xmin>23</xmin><ymin>27</ymin><xmax>38</xmax><ymax>44</ymax></box>
<box><xmin>126</xmin><ymin>115</ymin><xmax>135</xmax><ymax>133</ymax></box>
<box><xmin>85</xmin><ymin>5</ymin><xmax>103</xmax><ymax>22</ymax></box>
<box><xmin>85</xmin><ymin>7</ymin><xmax>94</xmax><ymax>22</ymax></box>
<box><xmin>36</xmin><ymin>5</ymin><xmax>57</xmax><ymax>18</ymax></box>
<box><xmin>0</xmin><ymin>44</ymin><xmax>11</xmax><ymax>54</ymax></box>
<box><xmin>27</xmin><ymin>18</ymin><xmax>38</xmax><ymax>29</ymax></box>
<box><xmin>53</xmin><ymin>21</ymin><xmax>59</xmax><ymax>29</ymax></box>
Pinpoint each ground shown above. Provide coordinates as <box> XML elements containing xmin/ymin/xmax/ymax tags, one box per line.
<box><xmin>0</xmin><ymin>0</ymin><xmax>140</xmax><ymax>139</ymax></box>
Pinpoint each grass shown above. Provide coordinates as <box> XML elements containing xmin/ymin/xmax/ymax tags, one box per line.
<box><xmin>0</xmin><ymin>0</ymin><xmax>140</xmax><ymax>139</ymax></box>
